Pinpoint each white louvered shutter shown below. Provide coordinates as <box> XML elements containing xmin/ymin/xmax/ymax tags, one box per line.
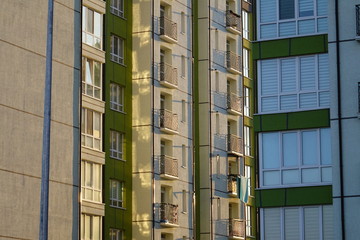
<box><xmin>264</xmin><ymin>208</ymin><xmax>281</xmax><ymax>240</ymax></box>
<box><xmin>304</xmin><ymin>207</ymin><xmax>320</xmax><ymax>240</ymax></box>
<box><xmin>260</xmin><ymin>60</ymin><xmax>278</xmax><ymax>112</ymax></box>
<box><xmin>300</xmin><ymin>56</ymin><xmax>316</xmax><ymax>90</ymax></box>
<box><xmin>284</xmin><ymin>208</ymin><xmax>300</xmax><ymax>240</ymax></box>
<box><xmin>322</xmin><ymin>205</ymin><xmax>333</xmax><ymax>240</ymax></box>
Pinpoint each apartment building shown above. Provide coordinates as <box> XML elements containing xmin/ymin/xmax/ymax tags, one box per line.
<box><xmin>253</xmin><ymin>0</ymin><xmax>334</xmax><ymax>239</ymax></box>
<box><xmin>194</xmin><ymin>0</ymin><xmax>256</xmax><ymax>239</ymax></box>
<box><xmin>132</xmin><ymin>0</ymin><xmax>194</xmax><ymax>239</ymax></box>
<box><xmin>0</xmin><ymin>0</ymin><xmax>81</xmax><ymax>239</ymax></box>
<box><xmin>328</xmin><ymin>1</ymin><xmax>360</xmax><ymax>239</ymax></box>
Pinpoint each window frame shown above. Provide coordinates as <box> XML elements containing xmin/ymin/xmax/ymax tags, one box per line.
<box><xmin>110</xmin><ymin>0</ymin><xmax>124</xmax><ymax>18</ymax></box>
<box><xmin>82</xmin><ymin>6</ymin><xmax>102</xmax><ymax>49</ymax></box>
<box><xmin>110</xmin><ymin>130</ymin><xmax>124</xmax><ymax>160</ymax></box>
<box><xmin>110</xmin><ymin>83</ymin><xmax>124</xmax><ymax>112</ymax></box>
<box><xmin>259</xmin><ymin>128</ymin><xmax>332</xmax><ymax>188</ymax></box>
<box><xmin>81</xmin><ymin>160</ymin><xmax>102</xmax><ymax>203</ymax></box>
<box><xmin>110</xmin><ymin>179</ymin><xmax>124</xmax><ymax>209</ymax></box>
<box><xmin>246</xmin><ymin>206</ymin><xmax>253</xmax><ymax>236</ymax></box>
<box><xmin>109</xmin><ymin>228</ymin><xmax>123</xmax><ymax>240</ymax></box>
<box><xmin>244</xmin><ymin>87</ymin><xmax>250</xmax><ymax>117</ymax></box>
<box><xmin>82</xmin><ymin>57</ymin><xmax>102</xmax><ymax>100</ymax></box>
<box><xmin>81</xmin><ymin>213</ymin><xmax>102</xmax><ymax>240</ymax></box>
<box><xmin>242</xmin><ymin>10</ymin><xmax>250</xmax><ymax>40</ymax></box>
<box><xmin>81</xmin><ymin>108</ymin><xmax>102</xmax><ymax>151</ymax></box>
<box><xmin>111</xmin><ymin>35</ymin><xmax>124</xmax><ymax>65</ymax></box>
<box><xmin>244</xmin><ymin>126</ymin><xmax>251</xmax><ymax>156</ymax></box>
<box><xmin>243</xmin><ymin>48</ymin><xmax>250</xmax><ymax>78</ymax></box>
<box><xmin>257</xmin><ymin>0</ymin><xmax>328</xmax><ymax>40</ymax></box>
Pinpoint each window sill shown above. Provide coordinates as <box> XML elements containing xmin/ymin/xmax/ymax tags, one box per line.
<box><xmin>110</xmin><ymin>157</ymin><xmax>126</xmax><ymax>162</ymax></box>
<box><xmin>181</xmin><ymin>211</ymin><xmax>187</xmax><ymax>214</ymax></box>
<box><xmin>110</xmin><ymin>205</ymin><xmax>126</xmax><ymax>210</ymax></box>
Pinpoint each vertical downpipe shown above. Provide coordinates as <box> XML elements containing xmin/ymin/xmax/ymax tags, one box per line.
<box><xmin>39</xmin><ymin>0</ymin><xmax>54</xmax><ymax>239</ymax></box>
<box><xmin>151</xmin><ymin>0</ymin><xmax>155</xmax><ymax>239</ymax></box>
<box><xmin>334</xmin><ymin>0</ymin><xmax>346</xmax><ymax>239</ymax></box>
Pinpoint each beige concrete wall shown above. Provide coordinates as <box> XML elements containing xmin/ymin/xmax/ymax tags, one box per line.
<box><xmin>0</xmin><ymin>0</ymin><xmax>80</xmax><ymax>239</ymax></box>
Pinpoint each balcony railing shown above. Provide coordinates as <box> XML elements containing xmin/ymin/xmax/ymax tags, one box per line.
<box><xmin>228</xmin><ymin>174</ymin><xmax>238</xmax><ymax>196</ymax></box>
<box><xmin>226</xmin><ymin>10</ymin><xmax>242</xmax><ymax>34</ymax></box>
<box><xmin>227</xmin><ymin>93</ymin><xmax>243</xmax><ymax>115</ymax></box>
<box><xmin>226</xmin><ymin>51</ymin><xmax>242</xmax><ymax>74</ymax></box>
<box><xmin>229</xmin><ymin>218</ymin><xmax>245</xmax><ymax>239</ymax></box>
<box><xmin>160</xmin><ymin>109</ymin><xmax>178</xmax><ymax>134</ymax></box>
<box><xmin>160</xmin><ymin>62</ymin><xmax>178</xmax><ymax>88</ymax></box>
<box><xmin>160</xmin><ymin>155</ymin><xmax>178</xmax><ymax>179</ymax></box>
<box><xmin>228</xmin><ymin>134</ymin><xmax>243</xmax><ymax>156</ymax></box>
<box><xmin>160</xmin><ymin>203</ymin><xmax>178</xmax><ymax>227</ymax></box>
<box><xmin>160</xmin><ymin>16</ymin><xmax>177</xmax><ymax>43</ymax></box>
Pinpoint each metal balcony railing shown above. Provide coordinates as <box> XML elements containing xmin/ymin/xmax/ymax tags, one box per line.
<box><xmin>160</xmin><ymin>203</ymin><xmax>178</xmax><ymax>226</ymax></box>
<box><xmin>160</xmin><ymin>16</ymin><xmax>177</xmax><ymax>42</ymax></box>
<box><xmin>229</xmin><ymin>218</ymin><xmax>245</xmax><ymax>238</ymax></box>
<box><xmin>160</xmin><ymin>155</ymin><xmax>178</xmax><ymax>178</ymax></box>
<box><xmin>160</xmin><ymin>62</ymin><xmax>178</xmax><ymax>88</ymax></box>
<box><xmin>226</xmin><ymin>10</ymin><xmax>242</xmax><ymax>33</ymax></box>
<box><xmin>228</xmin><ymin>174</ymin><xmax>238</xmax><ymax>195</ymax></box>
<box><xmin>228</xmin><ymin>134</ymin><xmax>243</xmax><ymax>156</ymax></box>
<box><xmin>226</xmin><ymin>51</ymin><xmax>242</xmax><ymax>74</ymax></box>
<box><xmin>160</xmin><ymin>109</ymin><xmax>178</xmax><ymax>133</ymax></box>
<box><xmin>227</xmin><ymin>93</ymin><xmax>243</xmax><ymax>115</ymax></box>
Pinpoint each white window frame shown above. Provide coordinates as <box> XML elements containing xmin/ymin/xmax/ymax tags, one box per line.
<box><xmin>111</xmin><ymin>35</ymin><xmax>124</xmax><ymax>64</ymax></box>
<box><xmin>181</xmin><ymin>12</ymin><xmax>186</xmax><ymax>34</ymax></box>
<box><xmin>110</xmin><ymin>83</ymin><xmax>124</xmax><ymax>112</ymax></box>
<box><xmin>81</xmin><ymin>160</ymin><xmax>102</xmax><ymax>203</ymax></box>
<box><xmin>181</xmin><ymin>55</ymin><xmax>186</xmax><ymax>78</ymax></box>
<box><xmin>242</xmin><ymin>10</ymin><xmax>250</xmax><ymax>40</ymax></box>
<box><xmin>182</xmin><ymin>190</ymin><xmax>187</xmax><ymax>213</ymax></box>
<box><xmin>257</xmin><ymin>0</ymin><xmax>328</xmax><ymax>40</ymax></box>
<box><xmin>82</xmin><ymin>6</ymin><xmax>102</xmax><ymax>49</ymax></box>
<box><xmin>81</xmin><ymin>214</ymin><xmax>102</xmax><ymax>240</ymax></box>
<box><xmin>182</xmin><ymin>145</ymin><xmax>187</xmax><ymax>168</ymax></box>
<box><xmin>110</xmin><ymin>131</ymin><xmax>123</xmax><ymax>160</ymax></box>
<box><xmin>244</xmin><ymin>87</ymin><xmax>250</xmax><ymax>117</ymax></box>
<box><xmin>110</xmin><ymin>179</ymin><xmax>124</xmax><ymax>208</ymax></box>
<box><xmin>260</xmin><ymin>205</ymin><xmax>333</xmax><ymax>240</ymax></box>
<box><xmin>244</xmin><ymin>126</ymin><xmax>251</xmax><ymax>156</ymax></box>
<box><xmin>83</xmin><ymin>57</ymin><xmax>102</xmax><ymax>100</ymax></box>
<box><xmin>110</xmin><ymin>229</ymin><xmax>123</xmax><ymax>240</ymax></box>
<box><xmin>259</xmin><ymin>128</ymin><xmax>332</xmax><ymax>188</ymax></box>
<box><xmin>81</xmin><ymin>108</ymin><xmax>102</xmax><ymax>151</ymax></box>
<box><xmin>243</xmin><ymin>48</ymin><xmax>250</xmax><ymax>78</ymax></box>
<box><xmin>258</xmin><ymin>54</ymin><xmax>329</xmax><ymax>114</ymax></box>
<box><xmin>246</xmin><ymin>206</ymin><xmax>252</xmax><ymax>236</ymax></box>
<box><xmin>110</xmin><ymin>0</ymin><xmax>124</xmax><ymax>18</ymax></box>
<box><xmin>245</xmin><ymin>165</ymin><xmax>252</xmax><ymax>196</ymax></box>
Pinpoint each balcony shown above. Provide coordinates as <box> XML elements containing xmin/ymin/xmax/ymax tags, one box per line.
<box><xmin>160</xmin><ymin>16</ymin><xmax>177</xmax><ymax>43</ymax></box>
<box><xmin>226</xmin><ymin>10</ymin><xmax>242</xmax><ymax>35</ymax></box>
<box><xmin>229</xmin><ymin>218</ymin><xmax>245</xmax><ymax>239</ymax></box>
<box><xmin>160</xmin><ymin>203</ymin><xmax>179</xmax><ymax>227</ymax></box>
<box><xmin>227</xmin><ymin>93</ymin><xmax>243</xmax><ymax>116</ymax></box>
<box><xmin>160</xmin><ymin>63</ymin><xmax>178</xmax><ymax>89</ymax></box>
<box><xmin>226</xmin><ymin>51</ymin><xmax>242</xmax><ymax>75</ymax></box>
<box><xmin>228</xmin><ymin>134</ymin><xmax>243</xmax><ymax>156</ymax></box>
<box><xmin>160</xmin><ymin>109</ymin><xmax>178</xmax><ymax>134</ymax></box>
<box><xmin>228</xmin><ymin>174</ymin><xmax>238</xmax><ymax>197</ymax></box>
<box><xmin>160</xmin><ymin>155</ymin><xmax>178</xmax><ymax>180</ymax></box>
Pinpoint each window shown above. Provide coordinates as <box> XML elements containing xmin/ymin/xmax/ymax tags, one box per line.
<box><xmin>181</xmin><ymin>12</ymin><xmax>186</xmax><ymax>33</ymax></box>
<box><xmin>261</xmin><ymin>205</ymin><xmax>333</xmax><ymax>240</ymax></box>
<box><xmin>81</xmin><ymin>161</ymin><xmax>102</xmax><ymax>202</ymax></box>
<box><xmin>81</xmin><ymin>108</ymin><xmax>102</xmax><ymax>150</ymax></box>
<box><xmin>242</xmin><ymin>10</ymin><xmax>249</xmax><ymax>40</ymax></box>
<box><xmin>215</xmin><ymin>113</ymin><xmax>220</xmax><ymax>134</ymax></box>
<box><xmin>215</xmin><ymin>30</ymin><xmax>219</xmax><ymax>50</ymax></box>
<box><xmin>182</xmin><ymin>190</ymin><xmax>187</xmax><ymax>213</ymax></box>
<box><xmin>216</xmin><ymin>155</ymin><xmax>220</xmax><ymax>178</ymax></box>
<box><xmin>245</xmin><ymin>165</ymin><xmax>251</xmax><ymax>196</ymax></box>
<box><xmin>181</xmin><ymin>100</ymin><xmax>186</xmax><ymax>122</ymax></box>
<box><xmin>111</xmin><ymin>35</ymin><xmax>124</xmax><ymax>64</ymax></box>
<box><xmin>217</xmin><ymin>198</ymin><xmax>221</xmax><ymax>220</ymax></box>
<box><xmin>82</xmin><ymin>57</ymin><xmax>102</xmax><ymax>99</ymax></box>
<box><xmin>260</xmin><ymin>128</ymin><xmax>332</xmax><ymax>187</ymax></box>
<box><xmin>244</xmin><ymin>126</ymin><xmax>251</xmax><ymax>156</ymax></box>
<box><xmin>215</xmin><ymin>71</ymin><xmax>219</xmax><ymax>92</ymax></box>
<box><xmin>258</xmin><ymin>54</ymin><xmax>329</xmax><ymax>113</ymax></box>
<box><xmin>258</xmin><ymin>0</ymin><xmax>327</xmax><ymax>40</ymax></box>
<box><xmin>110</xmin><ymin>83</ymin><xmax>124</xmax><ymax>112</ymax></box>
<box><xmin>110</xmin><ymin>0</ymin><xmax>124</xmax><ymax>18</ymax></box>
<box><xmin>110</xmin><ymin>229</ymin><xmax>123</xmax><ymax>240</ymax></box>
<box><xmin>110</xmin><ymin>131</ymin><xmax>123</xmax><ymax>160</ymax></box>
<box><xmin>243</xmin><ymin>48</ymin><xmax>249</xmax><ymax>78</ymax></box>
<box><xmin>357</xmin><ymin>5</ymin><xmax>360</xmax><ymax>37</ymax></box>
<box><xmin>182</xmin><ymin>144</ymin><xmax>187</xmax><ymax>167</ymax></box>
<box><xmin>244</xmin><ymin>87</ymin><xmax>250</xmax><ymax>117</ymax></box>
<box><xmin>81</xmin><ymin>214</ymin><xmax>102</xmax><ymax>240</ymax></box>
<box><xmin>82</xmin><ymin>6</ymin><xmax>102</xmax><ymax>49</ymax></box>
<box><xmin>181</xmin><ymin>55</ymin><xmax>186</xmax><ymax>77</ymax></box>
<box><xmin>110</xmin><ymin>179</ymin><xmax>124</xmax><ymax>208</ymax></box>
<box><xmin>246</xmin><ymin>206</ymin><xmax>252</xmax><ymax>236</ymax></box>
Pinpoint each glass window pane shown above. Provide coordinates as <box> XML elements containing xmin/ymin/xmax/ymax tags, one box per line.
<box><xmin>304</xmin><ymin>207</ymin><xmax>320</xmax><ymax>240</ymax></box>
<box><xmin>94</xmin><ymin>61</ymin><xmax>101</xmax><ymax>87</ymax></box>
<box><xmin>87</xmin><ymin>9</ymin><xmax>94</xmax><ymax>33</ymax></box>
<box><xmin>321</xmin><ymin>167</ymin><xmax>332</xmax><ymax>182</ymax></box>
<box><xmin>302</xmin><ymin>131</ymin><xmax>317</xmax><ymax>165</ymax></box>
<box><xmin>94</xmin><ymin>12</ymin><xmax>101</xmax><ymax>37</ymax></box>
<box><xmin>283</xmin><ymin>169</ymin><xmax>300</xmax><ymax>184</ymax></box>
<box><xmin>320</xmin><ymin>128</ymin><xmax>331</xmax><ymax>165</ymax></box>
<box><xmin>302</xmin><ymin>168</ymin><xmax>320</xmax><ymax>183</ymax></box>
<box><xmin>279</xmin><ymin>21</ymin><xmax>296</xmax><ymax>36</ymax></box>
<box><xmin>284</xmin><ymin>208</ymin><xmax>300</xmax><ymax>240</ymax></box>
<box><xmin>93</xmin><ymin>216</ymin><xmax>100</xmax><ymax>240</ymax></box>
<box><xmin>298</xmin><ymin>19</ymin><xmax>315</xmax><ymax>34</ymax></box>
<box><xmin>263</xmin><ymin>171</ymin><xmax>280</xmax><ymax>186</ymax></box>
<box><xmin>93</xmin><ymin>112</ymin><xmax>101</xmax><ymax>138</ymax></box>
<box><xmin>86</xmin><ymin>110</ymin><xmax>93</xmax><ymax>135</ymax></box>
<box><xmin>283</xmin><ymin>132</ymin><xmax>298</xmax><ymax>167</ymax></box>
<box><xmin>279</xmin><ymin>0</ymin><xmax>295</xmax><ymax>20</ymax></box>
<box><xmin>85</xmin><ymin>215</ymin><xmax>91</xmax><ymax>239</ymax></box>
<box><xmin>85</xmin><ymin>162</ymin><xmax>92</xmax><ymax>187</ymax></box>
<box><xmin>85</xmin><ymin>60</ymin><xmax>93</xmax><ymax>84</ymax></box>
<box><xmin>299</xmin><ymin>0</ymin><xmax>314</xmax><ymax>17</ymax></box>
<box><xmin>262</xmin><ymin>133</ymin><xmax>280</xmax><ymax>169</ymax></box>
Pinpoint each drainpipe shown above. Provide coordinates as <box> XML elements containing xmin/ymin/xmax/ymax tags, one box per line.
<box><xmin>334</xmin><ymin>0</ymin><xmax>346</xmax><ymax>239</ymax></box>
<box><xmin>151</xmin><ymin>0</ymin><xmax>155</xmax><ymax>239</ymax></box>
<box><xmin>191</xmin><ymin>2</ymin><xmax>196</xmax><ymax>239</ymax></box>
<box><xmin>39</xmin><ymin>0</ymin><xmax>54</xmax><ymax>239</ymax></box>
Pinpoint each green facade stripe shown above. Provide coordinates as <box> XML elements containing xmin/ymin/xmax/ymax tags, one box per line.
<box><xmin>253</xmin><ymin>34</ymin><xmax>328</xmax><ymax>60</ymax></box>
<box><xmin>255</xmin><ymin>185</ymin><xmax>332</xmax><ymax>208</ymax></box>
<box><xmin>254</xmin><ymin>109</ymin><xmax>330</xmax><ymax>132</ymax></box>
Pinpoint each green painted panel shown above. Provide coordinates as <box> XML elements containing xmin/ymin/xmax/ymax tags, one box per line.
<box><xmin>253</xmin><ymin>115</ymin><xmax>261</xmax><ymax>132</ymax></box>
<box><xmin>260</xmin><ymin>39</ymin><xmax>289</xmax><ymax>59</ymax></box>
<box><xmin>260</xmin><ymin>189</ymin><xmax>286</xmax><ymax>207</ymax></box>
<box><xmin>287</xmin><ymin>109</ymin><xmax>330</xmax><ymax>129</ymax></box>
<box><xmin>290</xmin><ymin>35</ymin><xmax>326</xmax><ymax>55</ymax></box>
<box><xmin>252</xmin><ymin>42</ymin><xmax>260</xmax><ymax>60</ymax></box>
<box><xmin>261</xmin><ymin>114</ymin><xmax>287</xmax><ymax>131</ymax></box>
